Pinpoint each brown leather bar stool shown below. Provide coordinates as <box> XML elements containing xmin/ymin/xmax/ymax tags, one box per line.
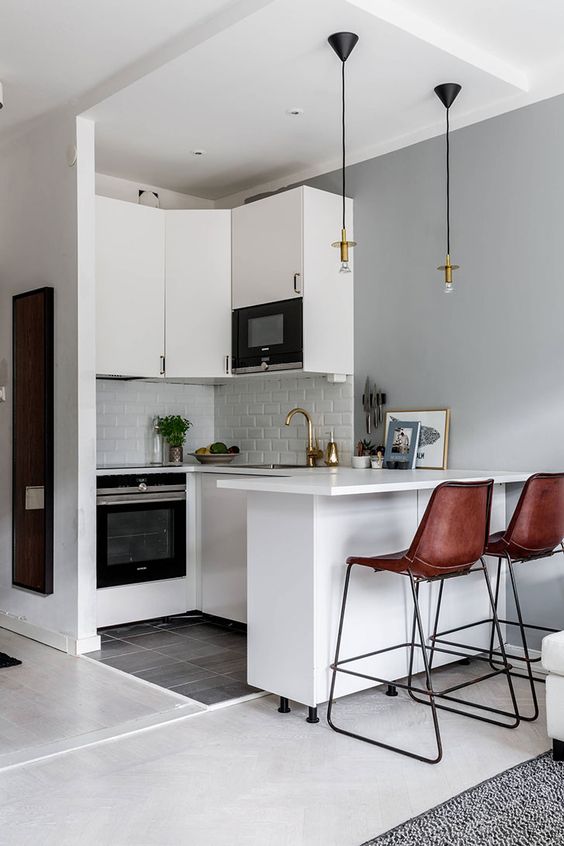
<box><xmin>327</xmin><ymin>480</ymin><xmax>520</xmax><ymax>765</ymax></box>
<box><xmin>430</xmin><ymin>473</ymin><xmax>564</xmax><ymax>722</ymax></box>
<box><xmin>485</xmin><ymin>472</ymin><xmax>564</xmax><ymax>720</ymax></box>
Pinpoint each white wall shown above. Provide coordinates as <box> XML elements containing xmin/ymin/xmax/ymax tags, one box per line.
<box><xmin>96</xmin><ymin>380</ymin><xmax>215</xmax><ymax>466</ymax></box>
<box><xmin>96</xmin><ymin>172</ymin><xmax>214</xmax><ymax>209</ymax></box>
<box><xmin>214</xmin><ymin>375</ymin><xmax>353</xmax><ymax>466</ymax></box>
<box><xmin>0</xmin><ymin>110</ymin><xmax>92</xmax><ymax>649</ymax></box>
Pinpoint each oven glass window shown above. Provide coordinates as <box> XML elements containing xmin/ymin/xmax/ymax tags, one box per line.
<box><xmin>248</xmin><ymin>313</ymin><xmax>284</xmax><ymax>348</ymax></box>
<box><xmin>106</xmin><ymin>509</ymin><xmax>174</xmax><ymax>566</ymax></box>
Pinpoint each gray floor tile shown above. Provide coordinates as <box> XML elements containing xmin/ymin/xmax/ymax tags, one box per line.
<box><xmin>188</xmin><ymin>651</ymin><xmax>247</xmax><ymax>674</ymax></box>
<box><xmin>103</xmin><ymin>623</ymin><xmax>159</xmax><ymax>638</ymax></box>
<box><xmin>179</xmin><ymin>626</ymin><xmax>237</xmax><ymax>645</ymax></box>
<box><xmin>154</xmin><ymin>640</ymin><xmax>233</xmax><ymax>661</ymax></box>
<box><xmin>187</xmin><ymin>681</ymin><xmax>260</xmax><ymax>705</ymax></box>
<box><xmin>133</xmin><ymin>661</ymin><xmax>220</xmax><ymax>688</ymax></box>
<box><xmin>85</xmin><ymin>639</ymin><xmax>145</xmax><ymax>660</ymax></box>
<box><xmin>122</xmin><ymin>631</ymin><xmax>188</xmax><ymax>649</ymax></box>
<box><xmin>158</xmin><ymin>616</ymin><xmax>206</xmax><ymax>630</ymax></box>
<box><xmin>170</xmin><ymin>674</ymin><xmax>234</xmax><ymax>698</ymax></box>
<box><xmin>100</xmin><ymin>650</ymin><xmax>181</xmax><ymax>674</ymax></box>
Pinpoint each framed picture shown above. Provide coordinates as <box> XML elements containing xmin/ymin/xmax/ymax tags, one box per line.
<box><xmin>383</xmin><ymin>420</ymin><xmax>421</xmax><ymax>469</ymax></box>
<box><xmin>384</xmin><ymin>409</ymin><xmax>450</xmax><ymax>470</ymax></box>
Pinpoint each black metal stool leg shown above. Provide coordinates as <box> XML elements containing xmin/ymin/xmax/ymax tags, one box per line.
<box><xmin>481</xmin><ymin>559</ymin><xmax>520</xmax><ymax>726</ymax></box>
<box><xmin>327</xmin><ymin>564</ymin><xmax>353</xmax><ymax>720</ymax></box>
<box><xmin>506</xmin><ymin>557</ymin><xmax>539</xmax><ymax>721</ymax></box>
<box><xmin>328</xmin><ymin>567</ymin><xmax>443</xmax><ymax>765</ymax></box>
<box><xmin>553</xmin><ymin>739</ymin><xmax>564</xmax><ymax>762</ymax></box>
<box><xmin>487</xmin><ymin>557</ymin><xmax>503</xmax><ymax>671</ymax></box>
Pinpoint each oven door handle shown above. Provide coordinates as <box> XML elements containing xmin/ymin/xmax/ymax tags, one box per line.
<box><xmin>97</xmin><ymin>492</ymin><xmax>186</xmax><ymax>506</ymax></box>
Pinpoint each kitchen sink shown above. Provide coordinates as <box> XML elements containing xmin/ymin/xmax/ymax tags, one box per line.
<box><xmin>240</xmin><ymin>463</ymin><xmax>330</xmax><ymax>470</ymax></box>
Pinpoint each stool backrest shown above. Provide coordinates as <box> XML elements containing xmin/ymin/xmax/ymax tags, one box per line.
<box><xmin>503</xmin><ymin>472</ymin><xmax>564</xmax><ymax>558</ymax></box>
<box><xmin>406</xmin><ymin>480</ymin><xmax>494</xmax><ymax>578</ymax></box>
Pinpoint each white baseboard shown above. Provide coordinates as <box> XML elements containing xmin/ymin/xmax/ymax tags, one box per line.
<box><xmin>0</xmin><ymin>611</ymin><xmax>100</xmax><ymax>656</ymax></box>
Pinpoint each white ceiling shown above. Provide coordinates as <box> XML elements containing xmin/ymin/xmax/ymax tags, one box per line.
<box><xmin>4</xmin><ymin>0</ymin><xmax>564</xmax><ymax>200</ymax></box>
<box><xmin>0</xmin><ymin>0</ymin><xmax>250</xmax><ymax>135</ymax></box>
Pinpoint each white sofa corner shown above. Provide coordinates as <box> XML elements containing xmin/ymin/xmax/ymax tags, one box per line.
<box><xmin>542</xmin><ymin>630</ymin><xmax>564</xmax><ymax>761</ymax></box>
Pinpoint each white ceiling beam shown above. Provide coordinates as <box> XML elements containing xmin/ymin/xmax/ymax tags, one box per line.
<box><xmin>346</xmin><ymin>0</ymin><xmax>530</xmax><ymax>91</ymax></box>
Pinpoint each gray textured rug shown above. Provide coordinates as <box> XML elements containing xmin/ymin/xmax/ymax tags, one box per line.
<box><xmin>363</xmin><ymin>752</ymin><xmax>564</xmax><ymax>845</ymax></box>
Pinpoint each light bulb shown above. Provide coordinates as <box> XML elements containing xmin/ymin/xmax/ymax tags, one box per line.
<box><xmin>444</xmin><ymin>281</ymin><xmax>454</xmax><ymax>293</ymax></box>
<box><xmin>339</xmin><ymin>261</ymin><xmax>351</xmax><ymax>273</ymax></box>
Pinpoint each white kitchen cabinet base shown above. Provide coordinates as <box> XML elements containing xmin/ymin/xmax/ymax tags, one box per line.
<box><xmin>96</xmin><ymin>578</ymin><xmax>188</xmax><ymax>628</ymax></box>
<box><xmin>246</xmin><ymin>486</ymin><xmax>507</xmax><ymax>709</ymax></box>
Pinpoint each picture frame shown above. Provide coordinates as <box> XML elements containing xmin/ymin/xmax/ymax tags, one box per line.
<box><xmin>384</xmin><ymin>409</ymin><xmax>450</xmax><ymax>470</ymax></box>
<box><xmin>383</xmin><ymin>420</ymin><xmax>421</xmax><ymax>470</ymax></box>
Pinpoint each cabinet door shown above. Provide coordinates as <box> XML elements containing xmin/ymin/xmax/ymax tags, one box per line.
<box><xmin>200</xmin><ymin>474</ymin><xmax>247</xmax><ymax>624</ymax></box>
<box><xmin>96</xmin><ymin>197</ymin><xmax>165</xmax><ymax>378</ymax></box>
<box><xmin>232</xmin><ymin>187</ymin><xmax>303</xmax><ymax>309</ymax></box>
<box><xmin>165</xmin><ymin>211</ymin><xmax>232</xmax><ymax>378</ymax></box>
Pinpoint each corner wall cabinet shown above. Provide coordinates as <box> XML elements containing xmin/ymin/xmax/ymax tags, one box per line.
<box><xmin>96</xmin><ymin>197</ymin><xmax>165</xmax><ymax>378</ymax></box>
<box><xmin>96</xmin><ymin>198</ymin><xmax>231</xmax><ymax>379</ymax></box>
<box><xmin>232</xmin><ymin>186</ymin><xmax>354</xmax><ymax>376</ymax></box>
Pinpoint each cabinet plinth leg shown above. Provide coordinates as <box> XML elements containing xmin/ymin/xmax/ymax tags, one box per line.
<box><xmin>278</xmin><ymin>697</ymin><xmax>291</xmax><ymax>714</ymax></box>
<box><xmin>306</xmin><ymin>706</ymin><xmax>319</xmax><ymax>724</ymax></box>
<box><xmin>385</xmin><ymin>684</ymin><xmax>399</xmax><ymax>697</ymax></box>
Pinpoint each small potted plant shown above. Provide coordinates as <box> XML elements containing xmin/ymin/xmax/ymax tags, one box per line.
<box><xmin>158</xmin><ymin>415</ymin><xmax>192</xmax><ymax>465</ymax></box>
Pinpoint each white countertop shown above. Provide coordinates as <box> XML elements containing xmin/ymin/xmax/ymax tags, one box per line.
<box><xmin>216</xmin><ymin>467</ymin><xmax>530</xmax><ymax>496</ymax></box>
<box><xmin>95</xmin><ymin>463</ymin><xmax>318</xmax><ymax>478</ymax></box>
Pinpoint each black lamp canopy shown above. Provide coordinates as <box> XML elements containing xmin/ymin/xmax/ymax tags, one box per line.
<box><xmin>434</xmin><ymin>82</ymin><xmax>462</xmax><ymax>110</ymax></box>
<box><xmin>328</xmin><ymin>32</ymin><xmax>359</xmax><ymax>63</ymax></box>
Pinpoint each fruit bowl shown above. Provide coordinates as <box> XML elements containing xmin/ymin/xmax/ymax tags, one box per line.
<box><xmin>190</xmin><ymin>453</ymin><xmax>237</xmax><ymax>465</ymax></box>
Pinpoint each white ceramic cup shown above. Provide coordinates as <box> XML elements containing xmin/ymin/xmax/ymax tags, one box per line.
<box><xmin>351</xmin><ymin>456</ymin><xmax>370</xmax><ymax>469</ymax></box>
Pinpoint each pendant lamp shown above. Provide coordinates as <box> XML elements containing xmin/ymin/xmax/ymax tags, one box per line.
<box><xmin>328</xmin><ymin>32</ymin><xmax>359</xmax><ymax>273</ymax></box>
<box><xmin>435</xmin><ymin>82</ymin><xmax>461</xmax><ymax>293</ymax></box>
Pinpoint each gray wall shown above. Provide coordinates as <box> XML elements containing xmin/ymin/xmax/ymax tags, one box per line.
<box><xmin>311</xmin><ymin>93</ymin><xmax>564</xmax><ymax>646</ymax></box>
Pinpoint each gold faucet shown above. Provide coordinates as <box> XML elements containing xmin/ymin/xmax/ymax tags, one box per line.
<box><xmin>285</xmin><ymin>407</ymin><xmax>323</xmax><ymax>468</ymax></box>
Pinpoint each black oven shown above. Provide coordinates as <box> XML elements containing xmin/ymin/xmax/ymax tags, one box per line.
<box><xmin>232</xmin><ymin>297</ymin><xmax>303</xmax><ymax>374</ymax></box>
<box><xmin>96</xmin><ymin>474</ymin><xmax>186</xmax><ymax>588</ymax></box>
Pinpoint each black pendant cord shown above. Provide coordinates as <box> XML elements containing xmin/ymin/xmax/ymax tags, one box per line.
<box><xmin>446</xmin><ymin>106</ymin><xmax>451</xmax><ymax>256</ymax></box>
<box><xmin>341</xmin><ymin>59</ymin><xmax>346</xmax><ymax>230</ymax></box>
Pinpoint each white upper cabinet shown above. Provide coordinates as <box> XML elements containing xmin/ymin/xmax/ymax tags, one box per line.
<box><xmin>232</xmin><ymin>188</ymin><xmax>303</xmax><ymax>308</ymax></box>
<box><xmin>165</xmin><ymin>211</ymin><xmax>231</xmax><ymax>378</ymax></box>
<box><xmin>232</xmin><ymin>186</ymin><xmax>354</xmax><ymax>375</ymax></box>
<box><xmin>96</xmin><ymin>196</ymin><xmax>165</xmax><ymax>378</ymax></box>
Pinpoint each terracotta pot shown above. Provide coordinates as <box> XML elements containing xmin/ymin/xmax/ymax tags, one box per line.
<box><xmin>168</xmin><ymin>445</ymin><xmax>183</xmax><ymax>465</ymax></box>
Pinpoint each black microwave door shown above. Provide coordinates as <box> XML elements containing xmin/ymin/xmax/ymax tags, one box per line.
<box><xmin>235</xmin><ymin>298</ymin><xmax>302</xmax><ymax>362</ymax></box>
<box><xmin>97</xmin><ymin>500</ymin><xmax>186</xmax><ymax>588</ymax></box>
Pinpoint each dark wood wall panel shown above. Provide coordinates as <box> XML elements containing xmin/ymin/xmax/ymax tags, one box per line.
<box><xmin>12</xmin><ymin>287</ymin><xmax>54</xmax><ymax>594</ymax></box>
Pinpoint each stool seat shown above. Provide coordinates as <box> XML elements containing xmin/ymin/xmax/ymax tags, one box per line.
<box><xmin>485</xmin><ymin>530</ymin><xmax>558</xmax><ymax>560</ymax></box>
<box><xmin>346</xmin><ymin>550</ymin><xmax>408</xmax><ymax>573</ymax></box>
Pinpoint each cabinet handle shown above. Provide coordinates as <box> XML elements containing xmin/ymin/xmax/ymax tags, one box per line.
<box><xmin>293</xmin><ymin>272</ymin><xmax>302</xmax><ymax>294</ymax></box>
<box><xmin>160</xmin><ymin>355</ymin><xmax>166</xmax><ymax>375</ymax></box>
<box><xmin>225</xmin><ymin>354</ymin><xmax>230</xmax><ymax>375</ymax></box>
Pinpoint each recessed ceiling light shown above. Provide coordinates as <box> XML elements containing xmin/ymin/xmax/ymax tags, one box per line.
<box><xmin>190</xmin><ymin>149</ymin><xmax>206</xmax><ymax>156</ymax></box>
<box><xmin>286</xmin><ymin>108</ymin><xmax>304</xmax><ymax>116</ymax></box>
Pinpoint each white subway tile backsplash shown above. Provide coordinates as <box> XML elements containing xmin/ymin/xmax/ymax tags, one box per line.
<box><xmin>214</xmin><ymin>374</ymin><xmax>354</xmax><ymax>467</ymax></box>
<box><xmin>96</xmin><ymin>379</ymin><xmax>215</xmax><ymax>466</ymax></box>
<box><xmin>97</xmin><ymin>374</ymin><xmax>354</xmax><ymax>469</ymax></box>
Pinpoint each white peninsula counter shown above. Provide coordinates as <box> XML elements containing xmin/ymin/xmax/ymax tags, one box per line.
<box><xmin>218</xmin><ymin>468</ymin><xmax>529</xmax><ymax>718</ymax></box>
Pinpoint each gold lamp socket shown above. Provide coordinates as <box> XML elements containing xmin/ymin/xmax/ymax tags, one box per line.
<box><xmin>438</xmin><ymin>254</ymin><xmax>459</xmax><ymax>288</ymax></box>
<box><xmin>332</xmin><ymin>228</ymin><xmax>357</xmax><ymax>263</ymax></box>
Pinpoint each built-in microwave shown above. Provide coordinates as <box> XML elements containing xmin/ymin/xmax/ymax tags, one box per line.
<box><xmin>231</xmin><ymin>297</ymin><xmax>303</xmax><ymax>374</ymax></box>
